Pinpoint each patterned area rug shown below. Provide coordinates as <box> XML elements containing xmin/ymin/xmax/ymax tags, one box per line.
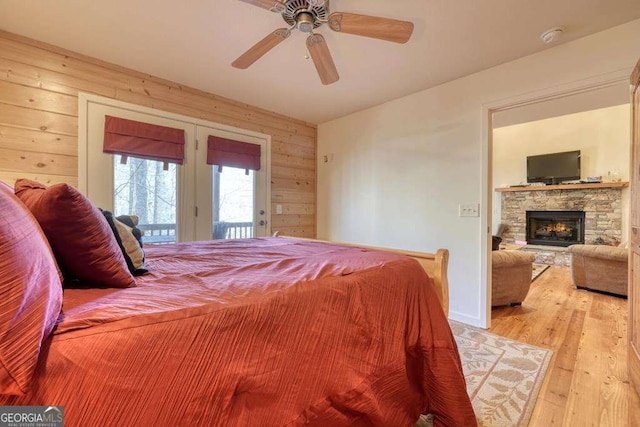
<box><xmin>417</xmin><ymin>321</ymin><xmax>552</xmax><ymax>427</ymax></box>
<box><xmin>531</xmin><ymin>263</ymin><xmax>550</xmax><ymax>282</ymax></box>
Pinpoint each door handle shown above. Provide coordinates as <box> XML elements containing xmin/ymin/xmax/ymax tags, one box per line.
<box><xmin>259</xmin><ymin>220</ymin><xmax>266</xmax><ymax>226</ymax></box>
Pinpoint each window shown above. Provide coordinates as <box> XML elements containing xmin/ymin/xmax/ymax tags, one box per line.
<box><xmin>113</xmin><ymin>155</ymin><xmax>177</xmax><ymax>244</ymax></box>
<box><xmin>213</xmin><ymin>167</ymin><xmax>255</xmax><ymax>239</ymax></box>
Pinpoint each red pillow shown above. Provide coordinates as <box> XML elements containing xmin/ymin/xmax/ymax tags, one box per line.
<box><xmin>0</xmin><ymin>182</ymin><xmax>63</xmax><ymax>395</ymax></box>
<box><xmin>14</xmin><ymin>179</ymin><xmax>136</xmax><ymax>288</ymax></box>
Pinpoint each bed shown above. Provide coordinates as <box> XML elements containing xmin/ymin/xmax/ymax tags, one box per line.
<box><xmin>0</xmin><ymin>181</ymin><xmax>476</xmax><ymax>426</ymax></box>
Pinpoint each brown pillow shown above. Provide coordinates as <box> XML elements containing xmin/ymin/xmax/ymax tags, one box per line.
<box><xmin>14</xmin><ymin>179</ymin><xmax>136</xmax><ymax>288</ymax></box>
<box><xmin>0</xmin><ymin>182</ymin><xmax>63</xmax><ymax>395</ymax></box>
<box><xmin>101</xmin><ymin>210</ymin><xmax>148</xmax><ymax>276</ymax></box>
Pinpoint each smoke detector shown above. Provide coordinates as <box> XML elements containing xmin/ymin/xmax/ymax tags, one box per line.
<box><xmin>540</xmin><ymin>27</ymin><xmax>564</xmax><ymax>44</ymax></box>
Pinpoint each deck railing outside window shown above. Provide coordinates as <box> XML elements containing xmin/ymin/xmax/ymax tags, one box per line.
<box><xmin>138</xmin><ymin>222</ymin><xmax>254</xmax><ymax>244</ymax></box>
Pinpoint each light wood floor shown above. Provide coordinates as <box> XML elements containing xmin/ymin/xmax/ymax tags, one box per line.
<box><xmin>489</xmin><ymin>266</ymin><xmax>640</xmax><ymax>426</ymax></box>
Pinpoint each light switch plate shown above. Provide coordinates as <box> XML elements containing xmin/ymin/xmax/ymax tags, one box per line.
<box><xmin>459</xmin><ymin>203</ymin><xmax>480</xmax><ymax>217</ymax></box>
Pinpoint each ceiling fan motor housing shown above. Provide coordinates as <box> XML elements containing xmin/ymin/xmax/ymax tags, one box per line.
<box><xmin>282</xmin><ymin>0</ymin><xmax>329</xmax><ymax>30</ymax></box>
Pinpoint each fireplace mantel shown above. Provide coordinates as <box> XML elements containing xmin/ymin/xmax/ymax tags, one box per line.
<box><xmin>495</xmin><ymin>181</ymin><xmax>628</xmax><ymax>192</ymax></box>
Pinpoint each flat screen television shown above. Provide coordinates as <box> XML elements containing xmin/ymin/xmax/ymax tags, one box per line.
<box><xmin>527</xmin><ymin>150</ymin><xmax>581</xmax><ymax>185</ymax></box>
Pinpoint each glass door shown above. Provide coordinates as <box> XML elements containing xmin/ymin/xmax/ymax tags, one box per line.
<box><xmin>195</xmin><ymin>125</ymin><xmax>270</xmax><ymax>241</ymax></box>
<box><xmin>85</xmin><ymin>101</ymin><xmax>195</xmax><ymax>243</ymax></box>
<box><xmin>212</xmin><ymin>166</ymin><xmax>256</xmax><ymax>239</ymax></box>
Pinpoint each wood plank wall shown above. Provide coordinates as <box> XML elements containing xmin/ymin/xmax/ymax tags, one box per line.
<box><xmin>0</xmin><ymin>31</ymin><xmax>316</xmax><ymax>238</ymax></box>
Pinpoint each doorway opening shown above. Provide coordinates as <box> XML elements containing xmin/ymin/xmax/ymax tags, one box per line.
<box><xmin>483</xmin><ymin>75</ymin><xmax>630</xmax><ymax>328</ymax></box>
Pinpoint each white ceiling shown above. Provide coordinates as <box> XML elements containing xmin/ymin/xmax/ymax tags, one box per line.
<box><xmin>1</xmin><ymin>0</ymin><xmax>639</xmax><ymax>124</ymax></box>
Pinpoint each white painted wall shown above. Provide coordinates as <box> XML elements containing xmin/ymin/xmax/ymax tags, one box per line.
<box><xmin>317</xmin><ymin>19</ymin><xmax>640</xmax><ymax>328</ymax></box>
<box><xmin>492</xmin><ymin>84</ymin><xmax>628</xmax><ymax>128</ymax></box>
<box><xmin>493</xmin><ymin>104</ymin><xmax>630</xmax><ymax>239</ymax></box>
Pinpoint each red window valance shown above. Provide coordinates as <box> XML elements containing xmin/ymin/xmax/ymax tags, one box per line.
<box><xmin>103</xmin><ymin>116</ymin><xmax>185</xmax><ymax>167</ymax></box>
<box><xmin>207</xmin><ymin>136</ymin><xmax>261</xmax><ymax>172</ymax></box>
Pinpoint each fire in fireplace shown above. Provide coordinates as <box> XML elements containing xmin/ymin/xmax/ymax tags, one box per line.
<box><xmin>526</xmin><ymin>210</ymin><xmax>585</xmax><ymax>247</ymax></box>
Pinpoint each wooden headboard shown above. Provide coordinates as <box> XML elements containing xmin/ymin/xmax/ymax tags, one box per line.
<box><xmin>273</xmin><ymin>233</ymin><xmax>449</xmax><ymax>317</ymax></box>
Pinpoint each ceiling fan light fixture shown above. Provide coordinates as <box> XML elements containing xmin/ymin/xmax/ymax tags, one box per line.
<box><xmin>306</xmin><ymin>0</ymin><xmax>325</xmax><ymax>6</ymax></box>
<box><xmin>296</xmin><ymin>12</ymin><xmax>315</xmax><ymax>33</ymax></box>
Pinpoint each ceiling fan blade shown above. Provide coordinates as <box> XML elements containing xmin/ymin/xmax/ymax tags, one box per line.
<box><xmin>232</xmin><ymin>29</ymin><xmax>291</xmax><ymax>69</ymax></box>
<box><xmin>328</xmin><ymin>12</ymin><xmax>414</xmax><ymax>44</ymax></box>
<box><xmin>306</xmin><ymin>34</ymin><xmax>339</xmax><ymax>85</ymax></box>
<box><xmin>237</xmin><ymin>0</ymin><xmax>285</xmax><ymax>13</ymax></box>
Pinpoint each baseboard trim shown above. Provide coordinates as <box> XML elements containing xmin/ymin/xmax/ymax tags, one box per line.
<box><xmin>449</xmin><ymin>311</ymin><xmax>486</xmax><ymax>329</ymax></box>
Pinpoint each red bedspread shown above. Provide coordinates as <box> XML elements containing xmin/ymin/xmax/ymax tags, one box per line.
<box><xmin>1</xmin><ymin>238</ymin><xmax>475</xmax><ymax>426</ymax></box>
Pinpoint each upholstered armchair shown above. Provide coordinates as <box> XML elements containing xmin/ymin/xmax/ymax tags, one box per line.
<box><xmin>492</xmin><ymin>250</ymin><xmax>536</xmax><ymax>307</ymax></box>
<box><xmin>568</xmin><ymin>244</ymin><xmax>628</xmax><ymax>296</ymax></box>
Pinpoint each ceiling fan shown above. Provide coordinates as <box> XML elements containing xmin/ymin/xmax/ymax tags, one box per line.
<box><xmin>232</xmin><ymin>0</ymin><xmax>414</xmax><ymax>85</ymax></box>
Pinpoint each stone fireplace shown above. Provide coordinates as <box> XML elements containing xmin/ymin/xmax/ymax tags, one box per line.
<box><xmin>500</xmin><ymin>185</ymin><xmax>625</xmax><ymax>252</ymax></box>
<box><xmin>526</xmin><ymin>210</ymin><xmax>585</xmax><ymax>247</ymax></box>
